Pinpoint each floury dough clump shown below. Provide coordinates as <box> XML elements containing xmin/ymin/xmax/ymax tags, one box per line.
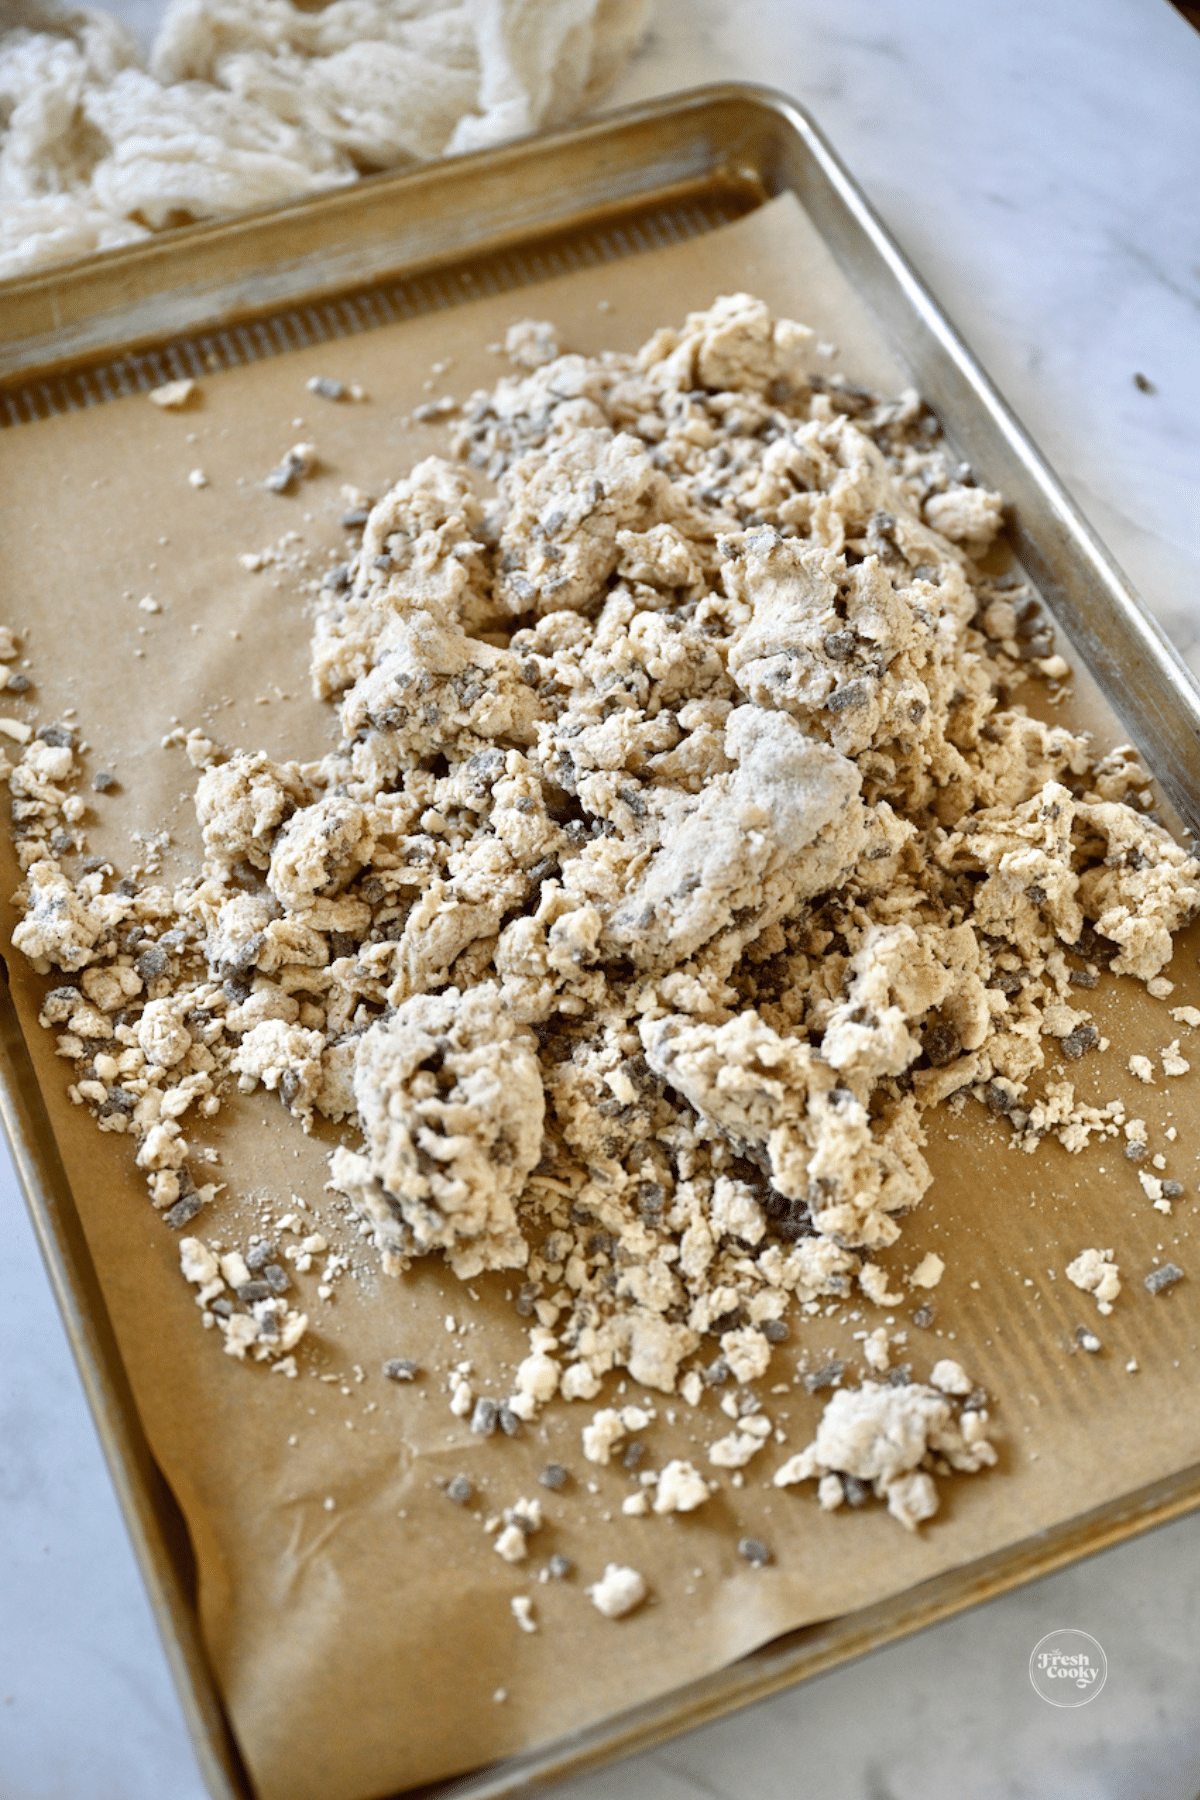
<box><xmin>9</xmin><ymin>295</ymin><xmax>1200</xmax><ymax>1525</ymax></box>
<box><xmin>774</xmin><ymin>1377</ymin><xmax>997</xmax><ymax>1532</ymax></box>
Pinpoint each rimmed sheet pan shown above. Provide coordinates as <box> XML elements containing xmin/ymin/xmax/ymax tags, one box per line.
<box><xmin>3</xmin><ymin>84</ymin><xmax>1199</xmax><ymax>1800</ymax></box>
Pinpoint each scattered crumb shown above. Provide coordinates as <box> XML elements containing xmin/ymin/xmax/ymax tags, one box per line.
<box><xmin>148</xmin><ymin>379</ymin><xmax>196</xmax><ymax>409</ymax></box>
<box><xmin>265</xmin><ymin>443</ymin><xmax>317</xmax><ymax>493</ymax></box>
<box><xmin>928</xmin><ymin>1358</ymin><xmax>972</xmax><ymax>1395</ymax></box>
<box><xmin>511</xmin><ymin>1595</ymin><xmax>537</xmax><ymax>1633</ymax></box>
<box><xmin>652</xmin><ymin>1459</ymin><xmax>710</xmax><ymax>1514</ymax></box>
<box><xmin>587</xmin><ymin>1564</ymin><xmax>647</xmax><ymax>1619</ymax></box>
<box><xmin>1065</xmin><ymin>1248</ymin><xmax>1121</xmax><ymax>1315</ymax></box>
<box><xmin>909</xmin><ymin>1253</ymin><xmax>945</xmax><ymax>1291</ymax></box>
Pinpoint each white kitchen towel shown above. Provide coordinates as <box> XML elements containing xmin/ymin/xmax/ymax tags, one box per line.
<box><xmin>0</xmin><ymin>0</ymin><xmax>651</xmax><ymax>277</ymax></box>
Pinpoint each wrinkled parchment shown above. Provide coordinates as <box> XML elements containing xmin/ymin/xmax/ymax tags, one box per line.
<box><xmin>2</xmin><ymin>196</ymin><xmax>1199</xmax><ymax>1800</ymax></box>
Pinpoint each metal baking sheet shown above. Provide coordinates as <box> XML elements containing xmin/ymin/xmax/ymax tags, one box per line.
<box><xmin>3</xmin><ymin>83</ymin><xmax>1200</xmax><ymax>1800</ymax></box>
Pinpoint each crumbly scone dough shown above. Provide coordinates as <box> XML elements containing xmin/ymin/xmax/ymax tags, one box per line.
<box><xmin>774</xmin><ymin>1377</ymin><xmax>997</xmax><ymax>1531</ymax></box>
<box><xmin>9</xmin><ymin>293</ymin><xmax>1200</xmax><ymax>1528</ymax></box>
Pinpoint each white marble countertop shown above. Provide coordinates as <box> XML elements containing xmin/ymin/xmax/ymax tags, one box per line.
<box><xmin>4</xmin><ymin>2</ymin><xmax>1200</xmax><ymax>1797</ymax></box>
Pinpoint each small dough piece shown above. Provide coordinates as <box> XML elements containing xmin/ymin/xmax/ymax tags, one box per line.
<box><xmin>582</xmin><ymin>1409</ymin><xmax>626</xmax><ymax>1466</ymax></box>
<box><xmin>773</xmin><ymin>1376</ymin><xmax>996</xmax><ymax>1530</ymax></box>
<box><xmin>268</xmin><ymin>795</ymin><xmax>374</xmax><ymax>908</ymax></box>
<box><xmin>194</xmin><ymin>751</ymin><xmax>306</xmax><ymax>872</ymax></box>
<box><xmin>909</xmin><ymin>1253</ymin><xmax>945</xmax><ymax>1291</ymax></box>
<box><xmin>232</xmin><ymin>1020</ymin><xmax>326</xmax><ymax>1123</ymax></box>
<box><xmin>136</xmin><ymin>998</ymin><xmax>192</xmax><ymax>1069</ymax></box>
<box><xmin>928</xmin><ymin>1358</ymin><xmax>972</xmax><ymax>1396</ymax></box>
<box><xmin>923</xmin><ymin>484</ymin><xmax>1004</xmax><ymax>554</ymax></box>
<box><xmin>652</xmin><ymin>1460</ymin><xmax>710</xmax><ymax>1514</ymax></box>
<box><xmin>1065</xmin><ymin>1248</ymin><xmax>1121</xmax><ymax>1316</ymax></box>
<box><xmin>587</xmin><ymin>1563</ymin><xmax>647</xmax><ymax>1619</ymax></box>
<box><xmin>149</xmin><ymin>379</ymin><xmax>196</xmax><ymax>409</ymax></box>
<box><xmin>348</xmin><ymin>982</ymin><xmax>544</xmax><ymax>1277</ymax></box>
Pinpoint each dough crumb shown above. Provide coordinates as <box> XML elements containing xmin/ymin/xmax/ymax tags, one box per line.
<box><xmin>587</xmin><ymin>1564</ymin><xmax>647</xmax><ymax>1619</ymax></box>
<box><xmin>652</xmin><ymin>1459</ymin><xmax>711</xmax><ymax>1514</ymax></box>
<box><xmin>774</xmin><ymin>1374</ymin><xmax>996</xmax><ymax>1530</ymax></box>
<box><xmin>148</xmin><ymin>380</ymin><xmax>196</xmax><ymax>409</ymax></box>
<box><xmin>1065</xmin><ymin>1248</ymin><xmax>1121</xmax><ymax>1315</ymax></box>
<box><xmin>511</xmin><ymin>1595</ymin><xmax>537</xmax><ymax>1633</ymax></box>
<box><xmin>909</xmin><ymin>1253</ymin><xmax>945</xmax><ymax>1291</ymax></box>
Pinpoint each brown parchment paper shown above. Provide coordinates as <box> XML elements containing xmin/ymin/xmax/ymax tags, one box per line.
<box><xmin>3</xmin><ymin>193</ymin><xmax>1200</xmax><ymax>1800</ymax></box>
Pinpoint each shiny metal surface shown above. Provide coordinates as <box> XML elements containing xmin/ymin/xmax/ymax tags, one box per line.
<box><xmin>1</xmin><ymin>83</ymin><xmax>1198</xmax><ymax>1800</ymax></box>
<box><xmin>0</xmin><ymin>961</ymin><xmax>249</xmax><ymax>1800</ymax></box>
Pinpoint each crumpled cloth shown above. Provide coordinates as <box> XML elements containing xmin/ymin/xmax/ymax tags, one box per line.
<box><xmin>0</xmin><ymin>0</ymin><xmax>650</xmax><ymax>278</ymax></box>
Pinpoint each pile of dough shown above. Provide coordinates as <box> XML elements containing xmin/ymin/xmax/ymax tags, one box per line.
<box><xmin>10</xmin><ymin>297</ymin><xmax>1197</xmax><ymax>1498</ymax></box>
